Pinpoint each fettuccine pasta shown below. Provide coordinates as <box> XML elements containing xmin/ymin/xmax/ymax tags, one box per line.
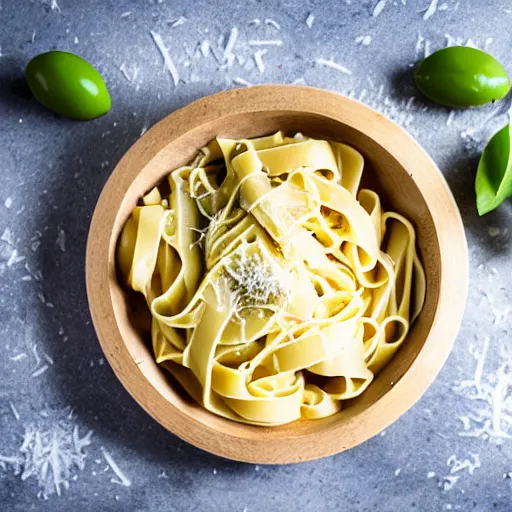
<box><xmin>117</xmin><ymin>132</ymin><xmax>426</xmax><ymax>426</ymax></box>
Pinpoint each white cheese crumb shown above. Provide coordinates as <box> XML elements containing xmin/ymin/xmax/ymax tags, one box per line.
<box><xmin>101</xmin><ymin>447</ymin><xmax>131</xmax><ymax>487</ymax></box>
<box><xmin>224</xmin><ymin>27</ymin><xmax>239</xmax><ymax>63</ymax></box>
<box><xmin>442</xmin><ymin>475</ymin><xmax>459</xmax><ymax>491</ymax></box>
<box><xmin>9</xmin><ymin>402</ymin><xmax>20</xmax><ymax>421</ymax></box>
<box><xmin>1</xmin><ymin>227</ymin><xmax>13</xmax><ymax>246</ymax></box>
<box><xmin>50</xmin><ymin>0</ymin><xmax>60</xmax><ymax>12</ymax></box>
<box><xmin>316</xmin><ymin>58</ymin><xmax>352</xmax><ymax>75</ymax></box>
<box><xmin>120</xmin><ymin>11</ymin><xmax>131</xmax><ymax>18</ymax></box>
<box><xmin>446</xmin><ymin>110</ymin><xmax>455</xmax><ymax>126</ymax></box>
<box><xmin>200</xmin><ymin>40</ymin><xmax>210</xmax><ymax>58</ymax></box>
<box><xmin>31</xmin><ymin>364</ymin><xmax>49</xmax><ymax>377</ymax></box>
<box><xmin>438</xmin><ymin>2</ymin><xmax>448</xmax><ymax>10</ymax></box>
<box><xmin>56</xmin><ymin>227</ymin><xmax>66</xmax><ymax>252</ymax></box>
<box><xmin>355</xmin><ymin>35</ymin><xmax>372</xmax><ymax>46</ymax></box>
<box><xmin>4</xmin><ymin>197</ymin><xmax>12</xmax><ymax>209</ymax></box>
<box><xmin>169</xmin><ymin>16</ymin><xmax>186</xmax><ymax>28</ymax></box>
<box><xmin>232</xmin><ymin>77</ymin><xmax>252</xmax><ymax>87</ymax></box>
<box><xmin>74</xmin><ymin>36</ymin><xmax>79</xmax><ymax>44</ymax></box>
<box><xmin>306</xmin><ymin>13</ymin><xmax>315</xmax><ymax>28</ymax></box>
<box><xmin>150</xmin><ymin>31</ymin><xmax>180</xmax><ymax>86</ymax></box>
<box><xmin>253</xmin><ymin>49</ymin><xmax>267</xmax><ymax>73</ymax></box>
<box><xmin>423</xmin><ymin>0</ymin><xmax>438</xmax><ymax>21</ymax></box>
<box><xmin>7</xmin><ymin>249</ymin><xmax>25</xmax><ymax>267</ymax></box>
<box><xmin>394</xmin><ymin>468</ymin><xmax>401</xmax><ymax>476</ymax></box>
<box><xmin>427</xmin><ymin>471</ymin><xmax>436</xmax><ymax>478</ymax></box>
<box><xmin>248</xmin><ymin>18</ymin><xmax>261</xmax><ymax>26</ymax></box>
<box><xmin>373</xmin><ymin>0</ymin><xmax>386</xmax><ymax>17</ymax></box>
<box><xmin>248</xmin><ymin>40</ymin><xmax>283</xmax><ymax>46</ymax></box>
<box><xmin>265</xmin><ymin>19</ymin><xmax>280</xmax><ymax>30</ymax></box>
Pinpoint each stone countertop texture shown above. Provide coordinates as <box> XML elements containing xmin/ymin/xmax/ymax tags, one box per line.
<box><xmin>1</xmin><ymin>0</ymin><xmax>512</xmax><ymax>510</ymax></box>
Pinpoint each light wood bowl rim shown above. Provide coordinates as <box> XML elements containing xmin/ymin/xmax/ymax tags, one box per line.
<box><xmin>86</xmin><ymin>85</ymin><xmax>468</xmax><ymax>464</ymax></box>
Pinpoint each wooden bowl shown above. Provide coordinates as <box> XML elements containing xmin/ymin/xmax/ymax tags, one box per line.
<box><xmin>86</xmin><ymin>85</ymin><xmax>468</xmax><ymax>463</ymax></box>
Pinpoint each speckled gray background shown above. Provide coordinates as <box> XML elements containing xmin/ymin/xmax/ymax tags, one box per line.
<box><xmin>1</xmin><ymin>0</ymin><xmax>512</xmax><ymax>511</ymax></box>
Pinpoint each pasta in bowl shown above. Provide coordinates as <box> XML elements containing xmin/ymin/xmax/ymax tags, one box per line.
<box><xmin>86</xmin><ymin>86</ymin><xmax>467</xmax><ymax>462</ymax></box>
<box><xmin>117</xmin><ymin>132</ymin><xmax>426</xmax><ymax>426</ymax></box>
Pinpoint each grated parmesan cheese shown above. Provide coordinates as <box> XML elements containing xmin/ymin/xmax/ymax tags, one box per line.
<box><xmin>101</xmin><ymin>447</ymin><xmax>131</xmax><ymax>487</ymax></box>
<box><xmin>248</xmin><ymin>39</ymin><xmax>282</xmax><ymax>46</ymax></box>
<box><xmin>4</xmin><ymin>197</ymin><xmax>12</xmax><ymax>209</ymax></box>
<box><xmin>56</xmin><ymin>227</ymin><xmax>66</xmax><ymax>252</ymax></box>
<box><xmin>373</xmin><ymin>0</ymin><xmax>386</xmax><ymax>17</ymax></box>
<box><xmin>316</xmin><ymin>58</ymin><xmax>352</xmax><ymax>75</ymax></box>
<box><xmin>50</xmin><ymin>0</ymin><xmax>60</xmax><ymax>12</ymax></box>
<box><xmin>265</xmin><ymin>19</ymin><xmax>280</xmax><ymax>30</ymax></box>
<box><xmin>150</xmin><ymin>31</ymin><xmax>180</xmax><ymax>86</ymax></box>
<box><xmin>423</xmin><ymin>0</ymin><xmax>438</xmax><ymax>21</ymax></box>
<box><xmin>169</xmin><ymin>16</ymin><xmax>187</xmax><ymax>28</ymax></box>
<box><xmin>232</xmin><ymin>77</ymin><xmax>252</xmax><ymax>87</ymax></box>
<box><xmin>253</xmin><ymin>49</ymin><xmax>267</xmax><ymax>73</ymax></box>
<box><xmin>0</xmin><ymin>408</ymin><xmax>92</xmax><ymax>498</ymax></box>
<box><xmin>306</xmin><ymin>13</ymin><xmax>315</xmax><ymax>28</ymax></box>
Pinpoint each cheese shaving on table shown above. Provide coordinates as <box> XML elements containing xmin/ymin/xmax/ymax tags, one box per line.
<box><xmin>254</xmin><ymin>49</ymin><xmax>267</xmax><ymax>73</ymax></box>
<box><xmin>373</xmin><ymin>0</ymin><xmax>386</xmax><ymax>17</ymax></box>
<box><xmin>150</xmin><ymin>31</ymin><xmax>179</xmax><ymax>86</ymax></box>
<box><xmin>423</xmin><ymin>0</ymin><xmax>438</xmax><ymax>20</ymax></box>
<box><xmin>101</xmin><ymin>447</ymin><xmax>131</xmax><ymax>487</ymax></box>
<box><xmin>248</xmin><ymin>39</ymin><xmax>282</xmax><ymax>46</ymax></box>
<box><xmin>265</xmin><ymin>19</ymin><xmax>280</xmax><ymax>30</ymax></box>
<box><xmin>316</xmin><ymin>58</ymin><xmax>352</xmax><ymax>75</ymax></box>
<box><xmin>306</xmin><ymin>13</ymin><xmax>315</xmax><ymax>27</ymax></box>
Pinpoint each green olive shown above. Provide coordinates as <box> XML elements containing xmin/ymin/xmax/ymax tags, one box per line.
<box><xmin>414</xmin><ymin>46</ymin><xmax>510</xmax><ymax>108</ymax></box>
<box><xmin>26</xmin><ymin>51</ymin><xmax>111</xmax><ymax>120</ymax></box>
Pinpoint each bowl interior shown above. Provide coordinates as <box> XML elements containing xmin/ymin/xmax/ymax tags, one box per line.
<box><xmin>108</xmin><ymin>109</ymin><xmax>441</xmax><ymax>441</ymax></box>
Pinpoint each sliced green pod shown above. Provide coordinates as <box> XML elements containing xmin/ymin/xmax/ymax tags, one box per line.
<box><xmin>414</xmin><ymin>46</ymin><xmax>510</xmax><ymax>108</ymax></box>
<box><xmin>26</xmin><ymin>51</ymin><xmax>111</xmax><ymax>120</ymax></box>
<box><xmin>475</xmin><ymin>123</ymin><xmax>512</xmax><ymax>215</ymax></box>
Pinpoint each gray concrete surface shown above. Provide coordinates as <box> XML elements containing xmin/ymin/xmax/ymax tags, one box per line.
<box><xmin>1</xmin><ymin>0</ymin><xmax>512</xmax><ymax>510</ymax></box>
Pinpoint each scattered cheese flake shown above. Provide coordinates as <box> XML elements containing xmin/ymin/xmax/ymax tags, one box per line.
<box><xmin>74</xmin><ymin>36</ymin><xmax>79</xmax><ymax>44</ymax></box>
<box><xmin>50</xmin><ymin>0</ymin><xmax>60</xmax><ymax>12</ymax></box>
<box><xmin>9</xmin><ymin>353</ymin><xmax>27</xmax><ymax>361</ymax></box>
<box><xmin>56</xmin><ymin>227</ymin><xmax>66</xmax><ymax>252</ymax></box>
<box><xmin>265</xmin><ymin>19</ymin><xmax>280</xmax><ymax>30</ymax></box>
<box><xmin>394</xmin><ymin>468</ymin><xmax>401</xmax><ymax>476</ymax></box>
<box><xmin>427</xmin><ymin>471</ymin><xmax>436</xmax><ymax>478</ymax></box>
<box><xmin>1</xmin><ymin>227</ymin><xmax>14</xmax><ymax>246</ymax></box>
<box><xmin>223</xmin><ymin>27</ymin><xmax>239</xmax><ymax>62</ymax></box>
<box><xmin>424</xmin><ymin>40</ymin><xmax>431</xmax><ymax>58</ymax></box>
<box><xmin>32</xmin><ymin>364</ymin><xmax>49</xmax><ymax>377</ymax></box>
<box><xmin>446</xmin><ymin>110</ymin><xmax>455</xmax><ymax>126</ymax></box>
<box><xmin>101</xmin><ymin>447</ymin><xmax>131</xmax><ymax>487</ymax></box>
<box><xmin>232</xmin><ymin>77</ymin><xmax>252</xmax><ymax>87</ymax></box>
<box><xmin>9</xmin><ymin>402</ymin><xmax>20</xmax><ymax>421</ymax></box>
<box><xmin>7</xmin><ymin>249</ymin><xmax>25</xmax><ymax>267</ymax></box>
<box><xmin>200</xmin><ymin>40</ymin><xmax>210</xmax><ymax>58</ymax></box>
<box><xmin>150</xmin><ymin>31</ymin><xmax>179</xmax><ymax>86</ymax></box>
<box><xmin>447</xmin><ymin>453</ymin><xmax>480</xmax><ymax>475</ymax></box>
<box><xmin>43</xmin><ymin>353</ymin><xmax>54</xmax><ymax>365</ymax></box>
<box><xmin>248</xmin><ymin>18</ymin><xmax>261</xmax><ymax>26</ymax></box>
<box><xmin>316</xmin><ymin>58</ymin><xmax>352</xmax><ymax>75</ymax></box>
<box><xmin>442</xmin><ymin>475</ymin><xmax>460</xmax><ymax>491</ymax></box>
<box><xmin>4</xmin><ymin>197</ymin><xmax>12</xmax><ymax>209</ymax></box>
<box><xmin>253</xmin><ymin>49</ymin><xmax>267</xmax><ymax>73</ymax></box>
<box><xmin>248</xmin><ymin>40</ymin><xmax>283</xmax><ymax>46</ymax></box>
<box><xmin>415</xmin><ymin>32</ymin><xmax>424</xmax><ymax>54</ymax></box>
<box><xmin>373</xmin><ymin>0</ymin><xmax>386</xmax><ymax>17</ymax></box>
<box><xmin>423</xmin><ymin>0</ymin><xmax>438</xmax><ymax>21</ymax></box>
<box><xmin>120</xmin><ymin>11</ymin><xmax>131</xmax><ymax>18</ymax></box>
<box><xmin>169</xmin><ymin>16</ymin><xmax>186</xmax><ymax>28</ymax></box>
<box><xmin>438</xmin><ymin>2</ymin><xmax>449</xmax><ymax>9</ymax></box>
<box><xmin>306</xmin><ymin>13</ymin><xmax>315</xmax><ymax>28</ymax></box>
